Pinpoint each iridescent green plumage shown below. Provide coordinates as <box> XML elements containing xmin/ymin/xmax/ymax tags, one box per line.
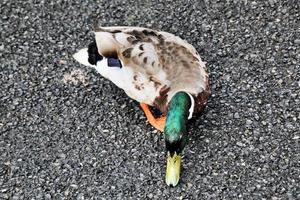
<box><xmin>165</xmin><ymin>92</ymin><xmax>191</xmax><ymax>149</ymax></box>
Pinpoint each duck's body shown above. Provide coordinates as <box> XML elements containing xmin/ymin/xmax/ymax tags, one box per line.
<box><xmin>74</xmin><ymin>26</ymin><xmax>210</xmax><ymax>186</ymax></box>
<box><xmin>74</xmin><ymin>26</ymin><xmax>210</xmax><ymax>116</ymax></box>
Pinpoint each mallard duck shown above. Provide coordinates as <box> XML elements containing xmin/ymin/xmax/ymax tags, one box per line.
<box><xmin>73</xmin><ymin>26</ymin><xmax>210</xmax><ymax>186</ymax></box>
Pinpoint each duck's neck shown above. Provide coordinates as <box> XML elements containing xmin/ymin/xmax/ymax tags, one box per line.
<box><xmin>164</xmin><ymin>92</ymin><xmax>192</xmax><ymax>153</ymax></box>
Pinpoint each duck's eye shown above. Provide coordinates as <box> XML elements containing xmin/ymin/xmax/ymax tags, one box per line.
<box><xmin>87</xmin><ymin>41</ymin><xmax>103</xmax><ymax>65</ymax></box>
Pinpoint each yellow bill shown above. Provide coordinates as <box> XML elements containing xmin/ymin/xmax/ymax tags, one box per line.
<box><xmin>165</xmin><ymin>152</ymin><xmax>181</xmax><ymax>186</ymax></box>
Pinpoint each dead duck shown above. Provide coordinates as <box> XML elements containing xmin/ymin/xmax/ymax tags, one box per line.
<box><xmin>73</xmin><ymin>26</ymin><xmax>210</xmax><ymax>186</ymax></box>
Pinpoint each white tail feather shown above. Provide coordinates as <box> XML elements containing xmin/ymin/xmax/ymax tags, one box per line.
<box><xmin>73</xmin><ymin>48</ymin><xmax>93</xmax><ymax>67</ymax></box>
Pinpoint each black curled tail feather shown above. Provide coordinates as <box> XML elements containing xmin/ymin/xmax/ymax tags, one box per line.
<box><xmin>87</xmin><ymin>41</ymin><xmax>103</xmax><ymax>65</ymax></box>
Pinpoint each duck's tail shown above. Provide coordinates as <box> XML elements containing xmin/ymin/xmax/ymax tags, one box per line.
<box><xmin>73</xmin><ymin>48</ymin><xmax>91</xmax><ymax>67</ymax></box>
<box><xmin>73</xmin><ymin>41</ymin><xmax>104</xmax><ymax>67</ymax></box>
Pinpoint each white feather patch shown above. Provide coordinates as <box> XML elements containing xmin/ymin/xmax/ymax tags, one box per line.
<box><xmin>73</xmin><ymin>48</ymin><xmax>93</xmax><ymax>67</ymax></box>
<box><xmin>187</xmin><ymin>93</ymin><xmax>195</xmax><ymax>119</ymax></box>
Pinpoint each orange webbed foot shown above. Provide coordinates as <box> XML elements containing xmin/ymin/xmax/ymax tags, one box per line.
<box><xmin>140</xmin><ymin>103</ymin><xmax>166</xmax><ymax>132</ymax></box>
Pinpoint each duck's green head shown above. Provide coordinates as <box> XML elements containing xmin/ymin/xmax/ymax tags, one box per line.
<box><xmin>164</xmin><ymin>91</ymin><xmax>192</xmax><ymax>187</ymax></box>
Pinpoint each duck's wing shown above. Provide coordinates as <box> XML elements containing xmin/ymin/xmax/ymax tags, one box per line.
<box><xmin>94</xmin><ymin>27</ymin><xmax>209</xmax><ymax>112</ymax></box>
<box><xmin>94</xmin><ymin>26</ymin><xmax>199</xmax><ymax>57</ymax></box>
<box><xmin>94</xmin><ymin>26</ymin><xmax>171</xmax><ymax>74</ymax></box>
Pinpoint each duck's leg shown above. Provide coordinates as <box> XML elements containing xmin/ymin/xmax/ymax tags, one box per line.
<box><xmin>140</xmin><ymin>103</ymin><xmax>166</xmax><ymax>132</ymax></box>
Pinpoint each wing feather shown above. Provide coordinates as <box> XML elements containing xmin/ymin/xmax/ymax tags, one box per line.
<box><xmin>94</xmin><ymin>26</ymin><xmax>208</xmax><ymax>103</ymax></box>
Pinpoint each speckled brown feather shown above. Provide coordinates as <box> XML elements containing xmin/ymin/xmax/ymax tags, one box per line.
<box><xmin>94</xmin><ymin>26</ymin><xmax>210</xmax><ymax>116</ymax></box>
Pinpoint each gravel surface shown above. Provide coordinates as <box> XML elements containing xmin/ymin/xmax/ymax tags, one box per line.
<box><xmin>1</xmin><ymin>0</ymin><xmax>299</xmax><ymax>199</ymax></box>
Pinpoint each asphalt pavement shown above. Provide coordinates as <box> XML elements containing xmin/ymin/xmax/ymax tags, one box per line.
<box><xmin>0</xmin><ymin>0</ymin><xmax>299</xmax><ymax>199</ymax></box>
